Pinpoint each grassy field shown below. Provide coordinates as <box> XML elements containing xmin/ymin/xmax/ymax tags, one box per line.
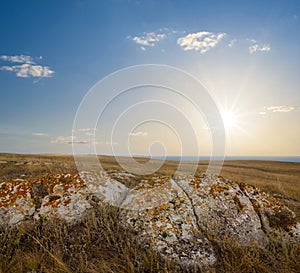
<box><xmin>1</xmin><ymin>152</ymin><xmax>299</xmax><ymax>218</ymax></box>
<box><xmin>1</xmin><ymin>153</ymin><xmax>299</xmax><ymax>201</ymax></box>
<box><xmin>0</xmin><ymin>153</ymin><xmax>300</xmax><ymax>273</ymax></box>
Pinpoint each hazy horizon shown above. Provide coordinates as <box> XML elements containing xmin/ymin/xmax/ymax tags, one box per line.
<box><xmin>1</xmin><ymin>151</ymin><xmax>299</xmax><ymax>160</ymax></box>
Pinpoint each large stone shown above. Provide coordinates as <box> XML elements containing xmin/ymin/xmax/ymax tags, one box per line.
<box><xmin>174</xmin><ymin>175</ymin><xmax>268</xmax><ymax>245</ymax></box>
<box><xmin>0</xmin><ymin>178</ymin><xmax>36</xmax><ymax>225</ymax></box>
<box><xmin>1</xmin><ymin>171</ymin><xmax>299</xmax><ymax>267</ymax></box>
<box><xmin>121</xmin><ymin>178</ymin><xmax>216</xmax><ymax>266</ymax></box>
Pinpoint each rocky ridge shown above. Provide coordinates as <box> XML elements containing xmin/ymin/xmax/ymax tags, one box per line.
<box><xmin>0</xmin><ymin>171</ymin><xmax>299</xmax><ymax>266</ymax></box>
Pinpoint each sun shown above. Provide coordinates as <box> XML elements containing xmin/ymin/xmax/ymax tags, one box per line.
<box><xmin>222</xmin><ymin>110</ymin><xmax>238</xmax><ymax>129</ymax></box>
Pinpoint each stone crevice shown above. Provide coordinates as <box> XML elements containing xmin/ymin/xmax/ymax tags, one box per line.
<box><xmin>238</xmin><ymin>184</ymin><xmax>270</xmax><ymax>234</ymax></box>
<box><xmin>170</xmin><ymin>178</ymin><xmax>205</xmax><ymax>234</ymax></box>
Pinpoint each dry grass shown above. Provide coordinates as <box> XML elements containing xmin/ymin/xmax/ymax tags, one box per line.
<box><xmin>0</xmin><ymin>153</ymin><xmax>300</xmax><ymax>272</ymax></box>
<box><xmin>0</xmin><ymin>204</ymin><xmax>299</xmax><ymax>273</ymax></box>
<box><xmin>212</xmin><ymin>234</ymin><xmax>300</xmax><ymax>273</ymax></box>
<box><xmin>0</xmin><ymin>204</ymin><xmax>185</xmax><ymax>273</ymax></box>
<box><xmin>1</xmin><ymin>154</ymin><xmax>299</xmax><ymax>197</ymax></box>
<box><xmin>218</xmin><ymin>160</ymin><xmax>300</xmax><ymax>200</ymax></box>
<box><xmin>1</xmin><ymin>153</ymin><xmax>299</xmax><ymax>216</ymax></box>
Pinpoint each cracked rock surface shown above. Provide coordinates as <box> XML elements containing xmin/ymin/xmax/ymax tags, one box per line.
<box><xmin>1</xmin><ymin>171</ymin><xmax>299</xmax><ymax>266</ymax></box>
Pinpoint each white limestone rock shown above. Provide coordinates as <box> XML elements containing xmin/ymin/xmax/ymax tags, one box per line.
<box><xmin>1</xmin><ymin>171</ymin><xmax>299</xmax><ymax>268</ymax></box>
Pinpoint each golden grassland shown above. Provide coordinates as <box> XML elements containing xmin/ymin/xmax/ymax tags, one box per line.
<box><xmin>1</xmin><ymin>153</ymin><xmax>299</xmax><ymax>202</ymax></box>
<box><xmin>0</xmin><ymin>153</ymin><xmax>299</xmax><ymax>219</ymax></box>
<box><xmin>0</xmin><ymin>153</ymin><xmax>300</xmax><ymax>273</ymax></box>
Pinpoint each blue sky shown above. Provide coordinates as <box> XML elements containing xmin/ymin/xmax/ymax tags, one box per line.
<box><xmin>0</xmin><ymin>0</ymin><xmax>299</xmax><ymax>156</ymax></box>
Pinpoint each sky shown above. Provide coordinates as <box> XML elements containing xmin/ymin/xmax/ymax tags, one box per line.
<box><xmin>0</xmin><ymin>0</ymin><xmax>299</xmax><ymax>157</ymax></box>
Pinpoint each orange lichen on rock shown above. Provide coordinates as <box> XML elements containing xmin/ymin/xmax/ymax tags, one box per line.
<box><xmin>152</xmin><ymin>204</ymin><xmax>169</xmax><ymax>217</ymax></box>
<box><xmin>0</xmin><ymin>179</ymin><xmax>33</xmax><ymax>208</ymax></box>
<box><xmin>189</xmin><ymin>177</ymin><xmax>202</xmax><ymax>189</ymax></box>
<box><xmin>0</xmin><ymin>173</ymin><xmax>91</xmax><ymax>224</ymax></box>
<box><xmin>209</xmin><ymin>182</ymin><xmax>230</xmax><ymax>198</ymax></box>
<box><xmin>36</xmin><ymin>173</ymin><xmax>86</xmax><ymax>194</ymax></box>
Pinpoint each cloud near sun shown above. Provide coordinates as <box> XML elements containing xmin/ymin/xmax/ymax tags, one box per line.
<box><xmin>177</xmin><ymin>31</ymin><xmax>226</xmax><ymax>54</ymax></box>
<box><xmin>131</xmin><ymin>30</ymin><xmax>227</xmax><ymax>53</ymax></box>
<box><xmin>0</xmin><ymin>54</ymin><xmax>54</xmax><ymax>78</ymax></box>
<box><xmin>260</xmin><ymin>105</ymin><xmax>297</xmax><ymax>115</ymax></box>
<box><xmin>129</xmin><ymin>131</ymin><xmax>148</xmax><ymax>137</ymax></box>
<box><xmin>266</xmin><ymin>106</ymin><xmax>295</xmax><ymax>113</ymax></box>
<box><xmin>131</xmin><ymin>30</ymin><xmax>271</xmax><ymax>55</ymax></box>
<box><xmin>247</xmin><ymin>39</ymin><xmax>270</xmax><ymax>54</ymax></box>
<box><xmin>130</xmin><ymin>32</ymin><xmax>166</xmax><ymax>51</ymax></box>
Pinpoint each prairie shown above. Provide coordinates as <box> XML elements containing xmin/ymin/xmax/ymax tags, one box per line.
<box><xmin>1</xmin><ymin>153</ymin><xmax>299</xmax><ymax>205</ymax></box>
<box><xmin>0</xmin><ymin>153</ymin><xmax>300</xmax><ymax>273</ymax></box>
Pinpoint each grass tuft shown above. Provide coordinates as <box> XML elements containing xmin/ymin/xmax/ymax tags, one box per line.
<box><xmin>0</xmin><ymin>203</ymin><xmax>299</xmax><ymax>273</ymax></box>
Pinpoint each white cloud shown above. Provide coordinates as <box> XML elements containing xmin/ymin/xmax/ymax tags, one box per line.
<box><xmin>0</xmin><ymin>63</ymin><xmax>54</xmax><ymax>78</ymax></box>
<box><xmin>32</xmin><ymin>133</ymin><xmax>48</xmax><ymax>136</ymax></box>
<box><xmin>249</xmin><ymin>44</ymin><xmax>270</xmax><ymax>53</ymax></box>
<box><xmin>177</xmin><ymin>31</ymin><xmax>226</xmax><ymax>54</ymax></box>
<box><xmin>260</xmin><ymin>105</ymin><xmax>297</xmax><ymax>115</ymax></box>
<box><xmin>247</xmin><ymin>38</ymin><xmax>257</xmax><ymax>44</ymax></box>
<box><xmin>131</xmin><ymin>32</ymin><xmax>166</xmax><ymax>47</ymax></box>
<box><xmin>228</xmin><ymin>39</ymin><xmax>237</xmax><ymax>48</ymax></box>
<box><xmin>52</xmin><ymin>135</ymin><xmax>113</xmax><ymax>145</ymax></box>
<box><xmin>0</xmin><ymin>54</ymin><xmax>55</xmax><ymax>78</ymax></box>
<box><xmin>51</xmin><ymin>136</ymin><xmax>79</xmax><ymax>144</ymax></box>
<box><xmin>266</xmin><ymin>106</ymin><xmax>295</xmax><ymax>113</ymax></box>
<box><xmin>129</xmin><ymin>131</ymin><xmax>148</xmax><ymax>137</ymax></box>
<box><xmin>247</xmin><ymin>39</ymin><xmax>270</xmax><ymax>53</ymax></box>
<box><xmin>0</xmin><ymin>55</ymin><xmax>35</xmax><ymax>64</ymax></box>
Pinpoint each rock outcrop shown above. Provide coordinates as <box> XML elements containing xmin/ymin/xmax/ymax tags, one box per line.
<box><xmin>0</xmin><ymin>171</ymin><xmax>299</xmax><ymax>267</ymax></box>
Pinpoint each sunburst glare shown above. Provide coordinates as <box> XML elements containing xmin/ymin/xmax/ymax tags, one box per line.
<box><xmin>222</xmin><ymin>110</ymin><xmax>238</xmax><ymax>129</ymax></box>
